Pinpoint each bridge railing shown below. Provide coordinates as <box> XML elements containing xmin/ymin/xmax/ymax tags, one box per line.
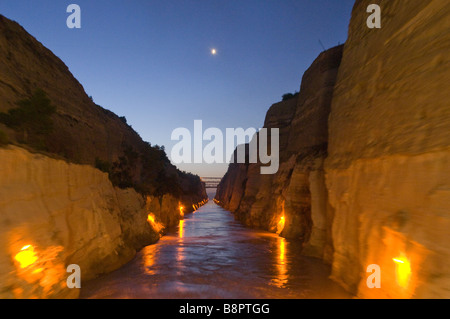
<box><xmin>201</xmin><ymin>177</ymin><xmax>222</xmax><ymax>188</ymax></box>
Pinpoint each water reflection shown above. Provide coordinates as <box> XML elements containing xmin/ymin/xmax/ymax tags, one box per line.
<box><xmin>279</xmin><ymin>237</ymin><xmax>285</xmax><ymax>262</ymax></box>
<box><xmin>178</xmin><ymin>220</ymin><xmax>184</xmax><ymax>239</ymax></box>
<box><xmin>143</xmin><ymin>245</ymin><xmax>158</xmax><ymax>275</ymax></box>
<box><xmin>271</xmin><ymin>237</ymin><xmax>289</xmax><ymax>288</ymax></box>
<box><xmin>81</xmin><ymin>192</ymin><xmax>350</xmax><ymax>299</ymax></box>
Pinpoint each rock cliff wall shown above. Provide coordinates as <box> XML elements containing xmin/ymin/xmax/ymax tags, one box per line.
<box><xmin>0</xmin><ymin>146</ymin><xmax>153</xmax><ymax>298</ymax></box>
<box><xmin>0</xmin><ymin>15</ymin><xmax>207</xmax><ymax>298</ymax></box>
<box><xmin>0</xmin><ymin>14</ymin><xmax>138</xmax><ymax>164</ymax></box>
<box><xmin>0</xmin><ymin>14</ymin><xmax>206</xmax><ymax>203</ymax></box>
<box><xmin>0</xmin><ymin>146</ymin><xmax>204</xmax><ymax>298</ymax></box>
<box><xmin>216</xmin><ymin>45</ymin><xmax>344</xmax><ymax>264</ymax></box>
<box><xmin>325</xmin><ymin>0</ymin><xmax>450</xmax><ymax>298</ymax></box>
<box><xmin>217</xmin><ymin>0</ymin><xmax>450</xmax><ymax>298</ymax></box>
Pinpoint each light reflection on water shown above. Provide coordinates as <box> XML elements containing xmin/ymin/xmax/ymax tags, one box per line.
<box><xmin>81</xmin><ymin>190</ymin><xmax>350</xmax><ymax>299</ymax></box>
<box><xmin>272</xmin><ymin>237</ymin><xmax>288</xmax><ymax>288</ymax></box>
<box><xmin>178</xmin><ymin>220</ymin><xmax>184</xmax><ymax>239</ymax></box>
<box><xmin>143</xmin><ymin>245</ymin><xmax>157</xmax><ymax>276</ymax></box>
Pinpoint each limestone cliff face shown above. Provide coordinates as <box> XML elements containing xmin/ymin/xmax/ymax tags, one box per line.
<box><xmin>0</xmin><ymin>14</ymin><xmax>134</xmax><ymax>164</ymax></box>
<box><xmin>217</xmin><ymin>0</ymin><xmax>450</xmax><ymax>298</ymax></box>
<box><xmin>0</xmin><ymin>146</ymin><xmax>203</xmax><ymax>299</ymax></box>
<box><xmin>325</xmin><ymin>0</ymin><xmax>450</xmax><ymax>298</ymax></box>
<box><xmin>216</xmin><ymin>45</ymin><xmax>344</xmax><ymax>264</ymax></box>
<box><xmin>0</xmin><ymin>146</ymin><xmax>159</xmax><ymax>298</ymax></box>
<box><xmin>0</xmin><ymin>15</ymin><xmax>207</xmax><ymax>298</ymax></box>
<box><xmin>0</xmin><ymin>14</ymin><xmax>206</xmax><ymax>203</ymax></box>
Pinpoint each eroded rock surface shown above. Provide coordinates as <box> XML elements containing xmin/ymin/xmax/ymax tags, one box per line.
<box><xmin>217</xmin><ymin>0</ymin><xmax>450</xmax><ymax>298</ymax></box>
<box><xmin>216</xmin><ymin>45</ymin><xmax>344</xmax><ymax>263</ymax></box>
<box><xmin>0</xmin><ymin>15</ymin><xmax>207</xmax><ymax>298</ymax></box>
<box><xmin>0</xmin><ymin>146</ymin><xmax>160</xmax><ymax>298</ymax></box>
<box><xmin>325</xmin><ymin>0</ymin><xmax>450</xmax><ymax>298</ymax></box>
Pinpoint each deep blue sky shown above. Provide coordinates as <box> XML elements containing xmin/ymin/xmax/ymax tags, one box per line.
<box><xmin>0</xmin><ymin>0</ymin><xmax>354</xmax><ymax>177</ymax></box>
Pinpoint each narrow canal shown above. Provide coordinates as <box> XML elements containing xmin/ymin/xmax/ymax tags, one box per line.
<box><xmin>81</xmin><ymin>190</ymin><xmax>349</xmax><ymax>299</ymax></box>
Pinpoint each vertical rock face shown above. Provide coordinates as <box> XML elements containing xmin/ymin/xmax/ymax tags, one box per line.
<box><xmin>217</xmin><ymin>0</ymin><xmax>449</xmax><ymax>298</ymax></box>
<box><xmin>0</xmin><ymin>145</ymin><xmax>203</xmax><ymax>298</ymax></box>
<box><xmin>216</xmin><ymin>45</ymin><xmax>344</xmax><ymax>263</ymax></box>
<box><xmin>0</xmin><ymin>146</ymin><xmax>156</xmax><ymax>298</ymax></box>
<box><xmin>325</xmin><ymin>0</ymin><xmax>450</xmax><ymax>298</ymax></box>
<box><xmin>0</xmin><ymin>15</ymin><xmax>208</xmax><ymax>298</ymax></box>
<box><xmin>0</xmin><ymin>14</ymin><xmax>134</xmax><ymax>164</ymax></box>
<box><xmin>0</xmin><ymin>14</ymin><xmax>206</xmax><ymax>203</ymax></box>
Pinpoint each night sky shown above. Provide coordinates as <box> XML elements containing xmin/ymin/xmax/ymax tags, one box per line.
<box><xmin>0</xmin><ymin>0</ymin><xmax>355</xmax><ymax>177</ymax></box>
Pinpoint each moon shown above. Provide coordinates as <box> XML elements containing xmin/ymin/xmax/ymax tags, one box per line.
<box><xmin>211</xmin><ymin>48</ymin><xmax>217</xmax><ymax>55</ymax></box>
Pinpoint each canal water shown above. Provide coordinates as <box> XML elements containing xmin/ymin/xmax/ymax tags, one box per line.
<box><xmin>81</xmin><ymin>190</ymin><xmax>350</xmax><ymax>299</ymax></box>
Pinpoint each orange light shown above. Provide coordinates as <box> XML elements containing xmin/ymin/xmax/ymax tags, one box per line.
<box><xmin>393</xmin><ymin>254</ymin><xmax>412</xmax><ymax>288</ymax></box>
<box><xmin>179</xmin><ymin>205</ymin><xmax>184</xmax><ymax>217</ymax></box>
<box><xmin>143</xmin><ymin>245</ymin><xmax>157</xmax><ymax>275</ymax></box>
<box><xmin>32</xmin><ymin>268</ymin><xmax>44</xmax><ymax>274</ymax></box>
<box><xmin>147</xmin><ymin>213</ymin><xmax>164</xmax><ymax>234</ymax></box>
<box><xmin>279</xmin><ymin>238</ymin><xmax>285</xmax><ymax>262</ymax></box>
<box><xmin>276</xmin><ymin>216</ymin><xmax>285</xmax><ymax>235</ymax></box>
<box><xmin>179</xmin><ymin>220</ymin><xmax>184</xmax><ymax>238</ymax></box>
<box><xmin>272</xmin><ymin>237</ymin><xmax>288</xmax><ymax>288</ymax></box>
<box><xmin>14</xmin><ymin>245</ymin><xmax>38</xmax><ymax>268</ymax></box>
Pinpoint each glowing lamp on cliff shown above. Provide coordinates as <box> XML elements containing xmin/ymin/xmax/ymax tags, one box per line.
<box><xmin>276</xmin><ymin>216</ymin><xmax>285</xmax><ymax>235</ymax></box>
<box><xmin>147</xmin><ymin>214</ymin><xmax>155</xmax><ymax>224</ymax></box>
<box><xmin>179</xmin><ymin>205</ymin><xmax>184</xmax><ymax>217</ymax></box>
<box><xmin>14</xmin><ymin>245</ymin><xmax>38</xmax><ymax>269</ymax></box>
<box><xmin>147</xmin><ymin>213</ymin><xmax>164</xmax><ymax>234</ymax></box>
<box><xmin>393</xmin><ymin>255</ymin><xmax>412</xmax><ymax>288</ymax></box>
